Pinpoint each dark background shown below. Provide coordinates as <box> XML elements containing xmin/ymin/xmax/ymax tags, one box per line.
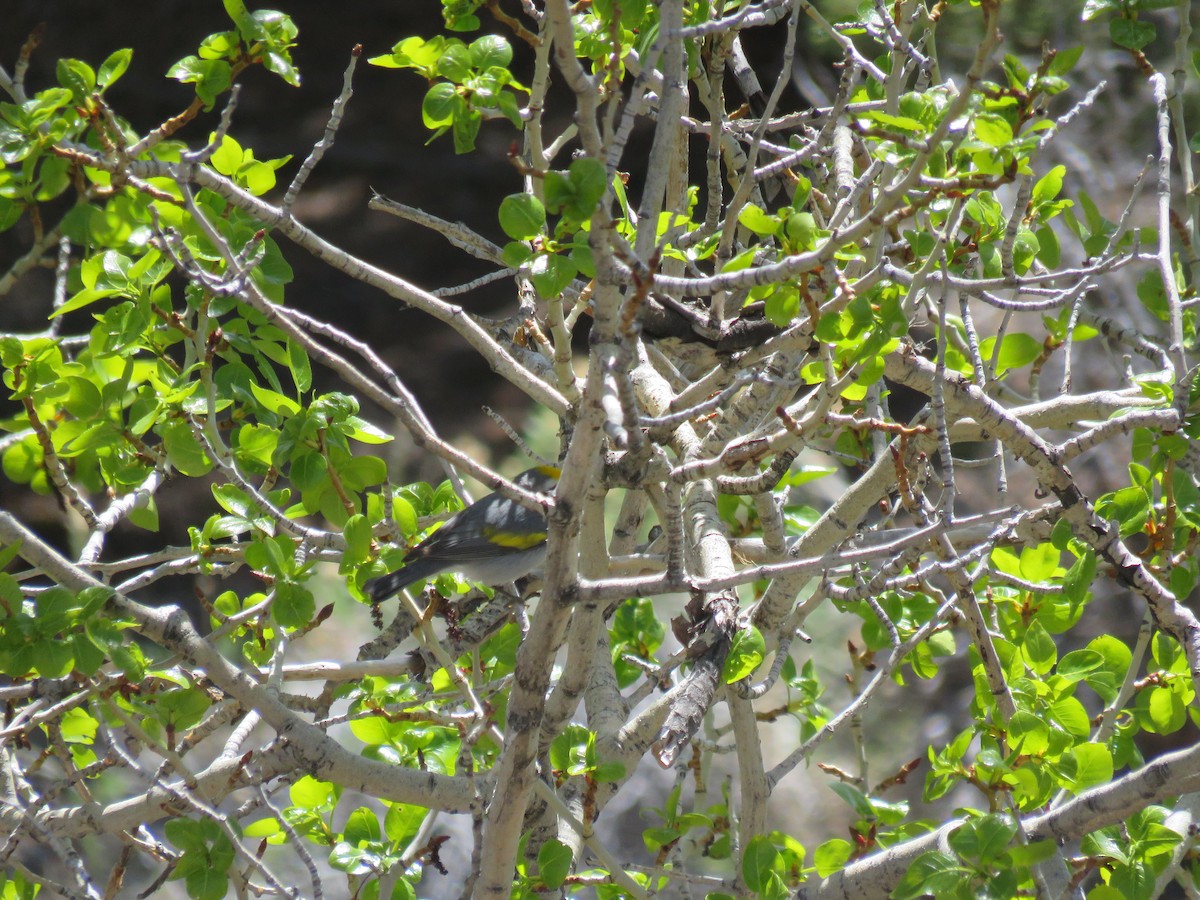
<box><xmin>3</xmin><ymin>2</ymin><xmax>555</xmax><ymax>447</ymax></box>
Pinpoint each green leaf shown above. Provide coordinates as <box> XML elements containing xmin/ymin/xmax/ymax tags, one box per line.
<box><xmin>593</xmin><ymin>760</ymin><xmax>625</xmax><ymax>783</ymax></box>
<box><xmin>722</xmin><ymin>247</ymin><xmax>757</xmax><ymax>274</ymax></box>
<box><xmin>813</xmin><ymin>838</ymin><xmax>851</xmax><ymax>878</ymax></box>
<box><xmin>742</xmin><ymin>834</ymin><xmax>779</xmax><ymax>891</ymax></box>
<box><xmin>926</xmin><ymin>629</ymin><xmax>957</xmax><ymax>659</ymax></box>
<box><xmin>1062</xmin><ymin>549</ymin><xmax>1096</xmax><ymax>605</ymax></box>
<box><xmin>1019</xmin><ymin>542</ymin><xmax>1059</xmax><ymax>582</ymax></box>
<box><xmin>156</xmin><ymin>687</ymin><xmax>211</xmax><ymax>731</ymax></box>
<box><xmin>210</xmin><ymin>135</ymin><xmax>243</xmax><ymax>176</ymax></box>
<box><xmin>528</xmin><ymin>252</ymin><xmax>576</xmax><ymax>298</ymax></box>
<box><xmin>1065</xmin><ymin>742</ymin><xmax>1113</xmax><ymax>792</ymax></box>
<box><xmin>343</xmin><ymin>806</ymin><xmax>382</xmax><ymax>845</ymax></box>
<box><xmin>242</xmin><ymin>817</ymin><xmax>280</xmax><ymax>838</ymax></box>
<box><xmin>643</xmin><ymin>825</ymin><xmax>680</xmax><ymax>853</ymax></box>
<box><xmin>422</xmin><ymin>82</ymin><xmax>459</xmax><ymax>128</ymax></box>
<box><xmin>63</xmin><ymin>376</ymin><xmax>103</xmax><ymax>418</ymax></box>
<box><xmin>98</xmin><ymin>49</ymin><xmax>133</xmax><ymax>90</ymax></box>
<box><xmin>497</xmin><ymin>89</ymin><xmax>523</xmax><ymax>128</ymax></box>
<box><xmin>723</xmin><ymin>626</ymin><xmax>765</xmax><ymax>683</ymax></box>
<box><xmin>1047</xmin><ymin>46</ymin><xmax>1085</xmax><ymax>76</ymax></box>
<box><xmin>250</xmin><ymin>382</ymin><xmax>302</xmax><ymax>415</ymax></box>
<box><xmin>273</xmin><ymin>582</ymin><xmax>315</xmax><ymax>629</ymax></box>
<box><xmin>1139</xmin><ymin>821</ymin><xmax>1184</xmax><ymax>858</ymax></box>
<box><xmin>186</xmin><ymin>865</ymin><xmax>229</xmax><ymax>900</ymax></box>
<box><xmin>543</xmin><ymin>170</ymin><xmax>573</xmax><ymax>214</ymax></box>
<box><xmin>343</xmin><ymin>514</ymin><xmax>372</xmax><ymax>567</ymax></box>
<box><xmin>329</xmin><ymin>841</ymin><xmax>374</xmax><ymax>875</ymax></box>
<box><xmin>537</xmin><ymin>838</ymin><xmax>572</xmax><ymax>889</ymax></box>
<box><xmin>1012</xmin><ymin>228</ymin><xmax>1039</xmax><ymax>274</ymax></box>
<box><xmin>369</xmin><ymin>36</ymin><xmax>440</xmax><ymax>73</ymax></box>
<box><xmin>765</xmin><ymin>285</ymin><xmax>800</xmax><ymax>327</ymax></box>
<box><xmin>784</xmin><ymin>212</ymin><xmax>817</xmax><ymax>251</ymax></box>
<box><xmin>1146</xmin><ymin>685</ymin><xmax>1186</xmax><ymax>733</ymax></box>
<box><xmin>49</xmin><ymin>286</ymin><xmax>124</xmax><ymax>318</ymax></box>
<box><xmin>108</xmin><ymin>639</ymin><xmax>145</xmax><ymax>680</ymax></box>
<box><xmin>502</xmin><ymin>240</ymin><xmax>533</xmax><ymax>267</ymax></box>
<box><xmin>470</xmin><ymin>34</ymin><xmax>513</xmax><ymax>70</ymax></box>
<box><xmin>349</xmin><ymin>714</ymin><xmax>401</xmax><ymax>747</ymax></box>
<box><xmin>3</xmin><ymin>436</ymin><xmax>41</xmax><ymax>486</ymax></box>
<box><xmin>70</xmin><ymin>631</ymin><xmax>103</xmax><ymax>676</ymax></box>
<box><xmin>568</xmin><ymin>158</ymin><xmax>607</xmax><ymax>209</ymax></box>
<box><xmin>1002</xmin><ymin>839</ymin><xmax>1058</xmax><ymax>868</ymax></box>
<box><xmin>1051</xmin><ymin>696</ymin><xmax>1091</xmax><ymax>737</ymax></box>
<box><xmin>289</xmin><ymin>450</ymin><xmax>328</xmax><ymax>491</ymax></box>
<box><xmin>1007</xmin><ymin>709</ymin><xmax>1050</xmax><ymax>756</ymax></box>
<box><xmin>545</xmin><ymin>157</ymin><xmax>608</xmax><ymax>222</ymax></box>
<box><xmin>866</xmin><ymin>110</ymin><xmax>924</xmax><ymax>133</ymax></box>
<box><xmin>1151</xmin><ymin>633</ymin><xmax>1181</xmax><ymax>669</ymax></box>
<box><xmin>974</xmin><ymin>114</ymin><xmax>1014</xmax><ymax>148</ymax></box>
<box><xmin>1110</xmin><ymin>18</ymin><xmax>1156</xmax><ymax>51</ymax></box>
<box><xmin>1021</xmin><ymin>619</ymin><xmax>1057</xmax><ymax>674</ymax></box>
<box><xmin>549</xmin><ymin>723</ymin><xmax>590</xmax><ymax>774</ymax></box>
<box><xmin>161</xmin><ymin>419</ymin><xmax>213</xmax><ymax>477</ymax></box>
<box><xmin>1096</xmin><ymin>485</ymin><xmax>1150</xmax><ymax>538</ymax></box>
<box><xmin>1137</xmin><ymin>269</ymin><xmax>1169</xmax><ymax>321</ymax></box>
<box><xmin>240</xmin><ymin>160</ymin><xmax>280</xmax><ymax>195</ymax></box>
<box><xmin>287</xmin><ymin>339</ymin><xmax>312</xmax><ymax>394</ymax></box>
<box><xmin>343</xmin><ymin>417</ymin><xmax>392</xmax><ymax>445</ymax></box>
<box><xmin>198</xmin><ymin>29</ymin><xmax>239</xmax><ymax>62</ymax></box>
<box><xmin>166</xmin><ymin>57</ymin><xmax>232</xmax><ymax>109</ymax></box>
<box><xmin>445</xmin><ymin>11</ymin><xmax>480</xmax><ymax>30</ymax></box>
<box><xmin>1036</xmin><ymin>225</ymin><xmax>1061</xmax><ymax>267</ymax></box>
<box><xmin>223</xmin><ymin>0</ymin><xmax>261</xmax><ymax>39</ymax></box>
<box><xmin>1032</xmin><ymin>165</ymin><xmax>1065</xmax><ymax>205</ymax></box>
<box><xmin>233</xmin><ymin>424</ymin><xmax>279</xmax><ymax>470</ymax></box>
<box><xmin>289</xmin><ymin>775</ymin><xmax>337</xmax><ymax>809</ymax></box>
<box><xmin>829</xmin><ymin>782</ymin><xmax>875</xmax><ymax>819</ymax></box>
<box><xmin>165</xmin><ymin>818</ymin><xmax>204</xmax><ymax>852</ymax></box>
<box><xmin>1057</xmin><ymin>649</ymin><xmax>1103</xmax><ymax>681</ymax></box>
<box><xmin>1170</xmin><ymin>562</ymin><xmax>1196</xmax><ymax>602</ymax></box>
<box><xmin>451</xmin><ymin>106</ymin><xmax>481</xmax><ymax>153</ymax></box>
<box><xmin>436</xmin><ymin>43</ymin><xmax>472</xmax><ymax>82</ymax></box>
<box><xmin>949</xmin><ymin>813</ymin><xmax>1017</xmax><ymax>864</ymax></box>
<box><xmin>35</xmin><ymin>639</ymin><xmax>74</xmax><ymax>677</ymax></box>
<box><xmin>498</xmin><ymin>193</ymin><xmax>546</xmax><ymax>240</ymax></box>
<box><xmin>893</xmin><ymin>850</ymin><xmax>971</xmax><ymax>900</ymax></box>
<box><xmin>384</xmin><ymin>803</ymin><xmax>428</xmax><ymax>844</ymax></box>
<box><xmin>1087</xmin><ymin>635</ymin><xmax>1132</xmax><ymax>698</ymax></box>
<box><xmin>738</xmin><ymin>203</ymin><xmax>780</xmax><ymax>236</ymax></box>
<box><xmin>966</xmin><ymin>193</ymin><xmax>1004</xmax><ymax>232</ymax></box>
<box><xmin>980</xmin><ymin>332</ymin><xmax>1041</xmax><ymax>377</ymax></box>
<box><xmin>262</xmin><ymin>49</ymin><xmax>300</xmax><ymax>87</ymax></box>
<box><xmin>56</xmin><ymin>58</ymin><xmax>96</xmax><ymax>101</ymax></box>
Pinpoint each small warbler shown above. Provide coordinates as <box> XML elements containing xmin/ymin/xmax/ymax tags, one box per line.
<box><xmin>364</xmin><ymin>465</ymin><xmax>559</xmax><ymax>601</ymax></box>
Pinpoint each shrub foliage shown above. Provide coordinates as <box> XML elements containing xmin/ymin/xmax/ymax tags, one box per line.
<box><xmin>2</xmin><ymin>0</ymin><xmax>1200</xmax><ymax>898</ymax></box>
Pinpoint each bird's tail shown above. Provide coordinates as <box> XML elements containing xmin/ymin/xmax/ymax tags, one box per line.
<box><xmin>363</xmin><ymin>560</ymin><xmax>438</xmax><ymax>601</ymax></box>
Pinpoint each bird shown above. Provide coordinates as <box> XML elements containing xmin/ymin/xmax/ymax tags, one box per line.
<box><xmin>363</xmin><ymin>465</ymin><xmax>559</xmax><ymax>601</ymax></box>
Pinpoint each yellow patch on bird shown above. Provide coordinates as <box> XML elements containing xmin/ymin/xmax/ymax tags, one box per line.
<box><xmin>482</xmin><ymin>527</ymin><xmax>548</xmax><ymax>549</ymax></box>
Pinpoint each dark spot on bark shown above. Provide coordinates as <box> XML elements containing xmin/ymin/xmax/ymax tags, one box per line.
<box><xmin>1057</xmin><ymin>483</ymin><xmax>1082</xmax><ymax>509</ymax></box>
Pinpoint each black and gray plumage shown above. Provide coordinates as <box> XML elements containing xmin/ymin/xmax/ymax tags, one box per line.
<box><xmin>363</xmin><ymin>465</ymin><xmax>559</xmax><ymax>601</ymax></box>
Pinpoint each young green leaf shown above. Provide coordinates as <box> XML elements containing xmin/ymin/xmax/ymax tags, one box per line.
<box><xmin>498</xmin><ymin>193</ymin><xmax>546</xmax><ymax>240</ymax></box>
